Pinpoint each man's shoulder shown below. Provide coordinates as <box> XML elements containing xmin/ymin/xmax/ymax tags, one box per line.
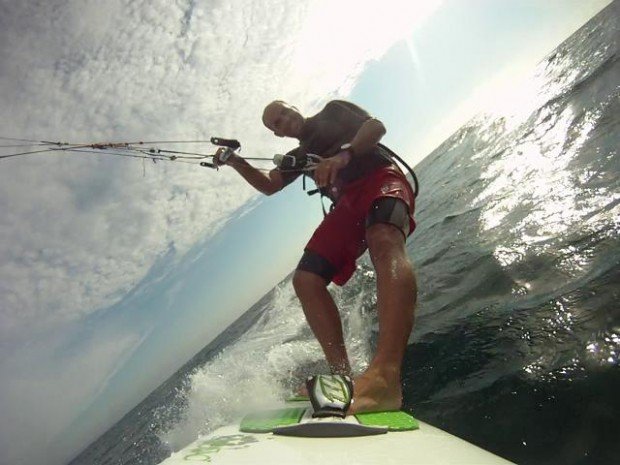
<box><xmin>320</xmin><ymin>100</ymin><xmax>370</xmax><ymax>119</ymax></box>
<box><xmin>324</xmin><ymin>99</ymin><xmax>357</xmax><ymax>110</ymax></box>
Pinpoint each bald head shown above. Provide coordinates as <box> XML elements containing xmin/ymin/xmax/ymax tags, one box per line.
<box><xmin>262</xmin><ymin>100</ymin><xmax>287</xmax><ymax>127</ymax></box>
<box><xmin>262</xmin><ymin>100</ymin><xmax>304</xmax><ymax>138</ymax></box>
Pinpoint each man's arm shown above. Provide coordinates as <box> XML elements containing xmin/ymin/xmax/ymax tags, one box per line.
<box><xmin>329</xmin><ymin>100</ymin><xmax>386</xmax><ymax>156</ymax></box>
<box><xmin>313</xmin><ymin>116</ymin><xmax>387</xmax><ymax>188</ymax></box>
<box><xmin>347</xmin><ymin>117</ymin><xmax>386</xmax><ymax>156</ymax></box>
<box><xmin>215</xmin><ymin>149</ymin><xmax>284</xmax><ymax>195</ymax></box>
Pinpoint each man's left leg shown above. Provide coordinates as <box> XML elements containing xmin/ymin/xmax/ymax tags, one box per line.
<box><xmin>349</xmin><ymin>222</ymin><xmax>417</xmax><ymax>414</ymax></box>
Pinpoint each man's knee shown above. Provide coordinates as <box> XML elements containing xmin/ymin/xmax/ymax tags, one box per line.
<box><xmin>366</xmin><ymin>197</ymin><xmax>410</xmax><ymax>239</ymax></box>
<box><xmin>293</xmin><ymin>269</ymin><xmax>327</xmax><ymax>298</ymax></box>
<box><xmin>366</xmin><ymin>223</ymin><xmax>406</xmax><ymax>263</ymax></box>
<box><xmin>295</xmin><ymin>250</ymin><xmax>335</xmax><ymax>291</ymax></box>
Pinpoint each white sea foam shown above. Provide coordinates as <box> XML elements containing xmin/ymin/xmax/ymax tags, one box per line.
<box><xmin>160</xmin><ymin>275</ymin><xmax>374</xmax><ymax>450</ymax></box>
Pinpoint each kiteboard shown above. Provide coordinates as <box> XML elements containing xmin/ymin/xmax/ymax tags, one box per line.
<box><xmin>159</xmin><ymin>374</ymin><xmax>514</xmax><ymax>464</ymax></box>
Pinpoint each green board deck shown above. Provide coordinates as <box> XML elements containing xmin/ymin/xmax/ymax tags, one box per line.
<box><xmin>240</xmin><ymin>407</ymin><xmax>306</xmax><ymax>433</ymax></box>
<box><xmin>240</xmin><ymin>407</ymin><xmax>419</xmax><ymax>435</ymax></box>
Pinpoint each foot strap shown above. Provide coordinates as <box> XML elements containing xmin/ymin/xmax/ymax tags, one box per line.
<box><xmin>306</xmin><ymin>374</ymin><xmax>353</xmax><ymax>418</ymax></box>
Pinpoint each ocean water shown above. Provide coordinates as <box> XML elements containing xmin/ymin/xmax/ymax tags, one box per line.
<box><xmin>70</xmin><ymin>5</ymin><xmax>619</xmax><ymax>465</ymax></box>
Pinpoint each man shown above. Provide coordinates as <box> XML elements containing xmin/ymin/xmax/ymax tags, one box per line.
<box><xmin>214</xmin><ymin>100</ymin><xmax>417</xmax><ymax>414</ymax></box>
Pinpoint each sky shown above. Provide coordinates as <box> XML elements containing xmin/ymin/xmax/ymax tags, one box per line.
<box><xmin>0</xmin><ymin>0</ymin><xmax>611</xmax><ymax>464</ymax></box>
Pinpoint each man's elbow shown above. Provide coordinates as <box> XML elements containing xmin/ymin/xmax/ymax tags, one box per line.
<box><xmin>373</xmin><ymin>119</ymin><xmax>387</xmax><ymax>137</ymax></box>
<box><xmin>261</xmin><ymin>172</ymin><xmax>284</xmax><ymax>196</ymax></box>
<box><xmin>365</xmin><ymin>117</ymin><xmax>386</xmax><ymax>138</ymax></box>
<box><xmin>260</xmin><ymin>183</ymin><xmax>281</xmax><ymax>196</ymax></box>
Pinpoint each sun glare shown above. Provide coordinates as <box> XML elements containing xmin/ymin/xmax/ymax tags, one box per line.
<box><xmin>291</xmin><ymin>0</ymin><xmax>443</xmax><ymax>95</ymax></box>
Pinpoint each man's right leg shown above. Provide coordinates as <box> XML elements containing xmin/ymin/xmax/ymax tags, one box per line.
<box><xmin>292</xmin><ymin>269</ymin><xmax>352</xmax><ymax>376</ymax></box>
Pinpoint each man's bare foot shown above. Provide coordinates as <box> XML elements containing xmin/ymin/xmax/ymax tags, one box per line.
<box><xmin>348</xmin><ymin>367</ymin><xmax>402</xmax><ymax>414</ymax></box>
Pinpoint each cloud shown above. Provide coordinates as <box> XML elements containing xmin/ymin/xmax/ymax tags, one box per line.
<box><xmin>0</xmin><ymin>0</ymin><xmax>439</xmax><ymax>339</ymax></box>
